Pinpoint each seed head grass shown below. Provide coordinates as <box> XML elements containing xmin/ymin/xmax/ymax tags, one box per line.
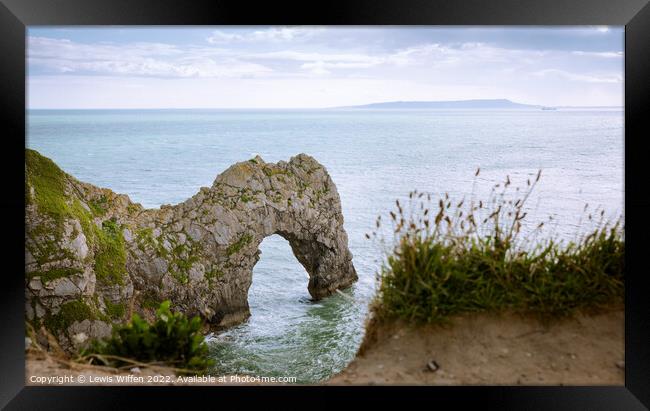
<box><xmin>369</xmin><ymin>169</ymin><xmax>624</xmax><ymax>324</ymax></box>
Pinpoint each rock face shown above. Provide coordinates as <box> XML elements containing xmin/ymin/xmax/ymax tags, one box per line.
<box><xmin>25</xmin><ymin>149</ymin><xmax>357</xmax><ymax>351</ymax></box>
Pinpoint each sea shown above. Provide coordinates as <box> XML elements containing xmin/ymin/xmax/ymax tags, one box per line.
<box><xmin>26</xmin><ymin>108</ymin><xmax>624</xmax><ymax>383</ymax></box>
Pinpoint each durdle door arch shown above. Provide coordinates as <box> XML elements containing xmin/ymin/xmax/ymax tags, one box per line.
<box><xmin>25</xmin><ymin>149</ymin><xmax>358</xmax><ymax>352</ymax></box>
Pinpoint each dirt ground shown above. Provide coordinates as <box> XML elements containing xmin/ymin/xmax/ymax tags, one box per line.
<box><xmin>25</xmin><ymin>307</ymin><xmax>624</xmax><ymax>386</ymax></box>
<box><xmin>326</xmin><ymin>307</ymin><xmax>624</xmax><ymax>385</ymax></box>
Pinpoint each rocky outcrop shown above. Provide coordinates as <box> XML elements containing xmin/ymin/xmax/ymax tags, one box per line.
<box><xmin>25</xmin><ymin>149</ymin><xmax>357</xmax><ymax>351</ymax></box>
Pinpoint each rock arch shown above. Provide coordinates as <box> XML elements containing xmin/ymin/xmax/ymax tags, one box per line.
<box><xmin>25</xmin><ymin>149</ymin><xmax>357</xmax><ymax>349</ymax></box>
<box><xmin>128</xmin><ymin>153</ymin><xmax>358</xmax><ymax>326</ymax></box>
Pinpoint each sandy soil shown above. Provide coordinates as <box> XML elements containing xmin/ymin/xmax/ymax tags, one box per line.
<box><xmin>326</xmin><ymin>307</ymin><xmax>624</xmax><ymax>385</ymax></box>
<box><xmin>25</xmin><ymin>307</ymin><xmax>624</xmax><ymax>386</ymax></box>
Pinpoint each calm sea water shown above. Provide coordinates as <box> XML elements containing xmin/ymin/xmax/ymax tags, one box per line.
<box><xmin>27</xmin><ymin>108</ymin><xmax>623</xmax><ymax>383</ymax></box>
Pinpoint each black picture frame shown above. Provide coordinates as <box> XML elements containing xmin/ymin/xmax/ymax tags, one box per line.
<box><xmin>1</xmin><ymin>0</ymin><xmax>649</xmax><ymax>408</ymax></box>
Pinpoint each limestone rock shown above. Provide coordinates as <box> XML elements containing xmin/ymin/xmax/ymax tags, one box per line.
<box><xmin>67</xmin><ymin>319</ymin><xmax>112</xmax><ymax>351</ymax></box>
<box><xmin>25</xmin><ymin>149</ymin><xmax>358</xmax><ymax>351</ymax></box>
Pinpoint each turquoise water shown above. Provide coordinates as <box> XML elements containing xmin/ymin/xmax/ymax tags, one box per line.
<box><xmin>27</xmin><ymin>108</ymin><xmax>623</xmax><ymax>383</ymax></box>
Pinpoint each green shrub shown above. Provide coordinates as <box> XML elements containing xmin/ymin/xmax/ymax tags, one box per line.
<box><xmin>87</xmin><ymin>301</ymin><xmax>213</xmax><ymax>373</ymax></box>
<box><xmin>370</xmin><ymin>170</ymin><xmax>624</xmax><ymax>323</ymax></box>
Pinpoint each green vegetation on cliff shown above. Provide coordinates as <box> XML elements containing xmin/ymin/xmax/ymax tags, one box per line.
<box><xmin>226</xmin><ymin>233</ymin><xmax>252</xmax><ymax>255</ymax></box>
<box><xmin>43</xmin><ymin>299</ymin><xmax>97</xmax><ymax>334</ymax></box>
<box><xmin>25</xmin><ymin>149</ymin><xmax>69</xmax><ymax>221</ymax></box>
<box><xmin>94</xmin><ymin>218</ymin><xmax>127</xmax><ymax>285</ymax></box>
<box><xmin>134</xmin><ymin>226</ymin><xmax>206</xmax><ymax>285</ymax></box>
<box><xmin>104</xmin><ymin>298</ymin><xmax>127</xmax><ymax>320</ymax></box>
<box><xmin>370</xmin><ymin>171</ymin><xmax>624</xmax><ymax>323</ymax></box>
<box><xmin>27</xmin><ymin>267</ymin><xmax>83</xmax><ymax>284</ymax></box>
<box><xmin>86</xmin><ymin>301</ymin><xmax>214</xmax><ymax>373</ymax></box>
<box><xmin>88</xmin><ymin>194</ymin><xmax>109</xmax><ymax>216</ymax></box>
<box><xmin>26</xmin><ymin>149</ymin><xmax>127</xmax><ymax>285</ymax></box>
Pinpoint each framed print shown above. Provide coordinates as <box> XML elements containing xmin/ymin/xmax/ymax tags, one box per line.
<box><xmin>1</xmin><ymin>0</ymin><xmax>649</xmax><ymax>409</ymax></box>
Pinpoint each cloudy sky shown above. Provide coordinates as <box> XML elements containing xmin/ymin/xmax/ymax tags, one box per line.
<box><xmin>27</xmin><ymin>26</ymin><xmax>624</xmax><ymax>109</ymax></box>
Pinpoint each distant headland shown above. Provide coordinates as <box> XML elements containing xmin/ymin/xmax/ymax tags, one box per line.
<box><xmin>334</xmin><ymin>99</ymin><xmax>540</xmax><ymax>109</ymax></box>
<box><xmin>332</xmin><ymin>99</ymin><xmax>623</xmax><ymax>110</ymax></box>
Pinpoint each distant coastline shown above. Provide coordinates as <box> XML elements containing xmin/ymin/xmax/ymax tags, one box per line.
<box><xmin>27</xmin><ymin>104</ymin><xmax>623</xmax><ymax>111</ymax></box>
<box><xmin>331</xmin><ymin>99</ymin><xmax>622</xmax><ymax>110</ymax></box>
<box><xmin>334</xmin><ymin>99</ymin><xmax>539</xmax><ymax>110</ymax></box>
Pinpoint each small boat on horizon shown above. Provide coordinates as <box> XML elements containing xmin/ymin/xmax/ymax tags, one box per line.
<box><xmin>541</xmin><ymin>106</ymin><xmax>558</xmax><ymax>111</ymax></box>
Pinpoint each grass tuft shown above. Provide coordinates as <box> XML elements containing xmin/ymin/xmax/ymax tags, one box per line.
<box><xmin>370</xmin><ymin>170</ymin><xmax>624</xmax><ymax>324</ymax></box>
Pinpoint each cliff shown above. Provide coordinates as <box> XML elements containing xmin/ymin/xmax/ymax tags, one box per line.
<box><xmin>25</xmin><ymin>149</ymin><xmax>357</xmax><ymax>352</ymax></box>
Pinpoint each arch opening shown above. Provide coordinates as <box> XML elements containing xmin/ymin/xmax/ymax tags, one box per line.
<box><xmin>249</xmin><ymin>234</ymin><xmax>313</xmax><ymax>313</ymax></box>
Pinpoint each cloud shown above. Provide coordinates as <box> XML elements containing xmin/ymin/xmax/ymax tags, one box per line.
<box><xmin>29</xmin><ymin>35</ymin><xmax>623</xmax><ymax>83</ymax></box>
<box><xmin>29</xmin><ymin>36</ymin><xmax>183</xmax><ymax>61</ymax></box>
<box><xmin>532</xmin><ymin>69</ymin><xmax>622</xmax><ymax>83</ymax></box>
<box><xmin>27</xmin><ymin>28</ymin><xmax>624</xmax><ymax>107</ymax></box>
<box><xmin>246</xmin><ymin>50</ymin><xmax>383</xmax><ymax>63</ymax></box>
<box><xmin>246</xmin><ymin>42</ymin><xmax>549</xmax><ymax>75</ymax></box>
<box><xmin>299</xmin><ymin>60</ymin><xmax>383</xmax><ymax>75</ymax></box>
<box><xmin>381</xmin><ymin>42</ymin><xmax>553</xmax><ymax>68</ymax></box>
<box><xmin>28</xmin><ymin>36</ymin><xmax>272</xmax><ymax>78</ymax></box>
<box><xmin>572</xmin><ymin>50</ymin><xmax>623</xmax><ymax>58</ymax></box>
<box><xmin>245</xmin><ymin>50</ymin><xmax>387</xmax><ymax>74</ymax></box>
<box><xmin>207</xmin><ymin>27</ymin><xmax>324</xmax><ymax>44</ymax></box>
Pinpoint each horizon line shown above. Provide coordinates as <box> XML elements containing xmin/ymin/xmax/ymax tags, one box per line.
<box><xmin>25</xmin><ymin>98</ymin><xmax>623</xmax><ymax>110</ymax></box>
<box><xmin>26</xmin><ymin>105</ymin><xmax>624</xmax><ymax>110</ymax></box>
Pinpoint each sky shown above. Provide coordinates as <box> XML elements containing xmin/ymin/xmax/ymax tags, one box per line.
<box><xmin>27</xmin><ymin>26</ymin><xmax>624</xmax><ymax>109</ymax></box>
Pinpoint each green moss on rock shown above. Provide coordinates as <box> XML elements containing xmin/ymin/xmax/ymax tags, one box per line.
<box><xmin>104</xmin><ymin>299</ymin><xmax>126</xmax><ymax>320</ymax></box>
<box><xmin>170</xmin><ymin>270</ymin><xmax>189</xmax><ymax>285</ymax></box>
<box><xmin>142</xmin><ymin>295</ymin><xmax>162</xmax><ymax>310</ymax></box>
<box><xmin>226</xmin><ymin>233</ymin><xmax>253</xmax><ymax>256</ymax></box>
<box><xmin>168</xmin><ymin>239</ymin><xmax>201</xmax><ymax>285</ymax></box>
<box><xmin>27</xmin><ymin>267</ymin><xmax>83</xmax><ymax>284</ymax></box>
<box><xmin>127</xmin><ymin>203</ymin><xmax>142</xmax><ymax>216</ymax></box>
<box><xmin>44</xmin><ymin>299</ymin><xmax>96</xmax><ymax>333</ymax></box>
<box><xmin>135</xmin><ymin>227</ymin><xmax>155</xmax><ymax>252</ymax></box>
<box><xmin>88</xmin><ymin>194</ymin><xmax>109</xmax><ymax>216</ymax></box>
<box><xmin>135</xmin><ymin>226</ymin><xmax>169</xmax><ymax>259</ymax></box>
<box><xmin>94</xmin><ymin>218</ymin><xmax>127</xmax><ymax>285</ymax></box>
<box><xmin>25</xmin><ymin>149</ymin><xmax>69</xmax><ymax>222</ymax></box>
<box><xmin>205</xmin><ymin>267</ymin><xmax>224</xmax><ymax>286</ymax></box>
<box><xmin>26</xmin><ymin>223</ymin><xmax>77</xmax><ymax>266</ymax></box>
<box><xmin>26</xmin><ymin>150</ymin><xmax>119</xmax><ymax>279</ymax></box>
<box><xmin>70</xmin><ymin>199</ymin><xmax>96</xmax><ymax>244</ymax></box>
<box><xmin>263</xmin><ymin>166</ymin><xmax>289</xmax><ymax>177</ymax></box>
